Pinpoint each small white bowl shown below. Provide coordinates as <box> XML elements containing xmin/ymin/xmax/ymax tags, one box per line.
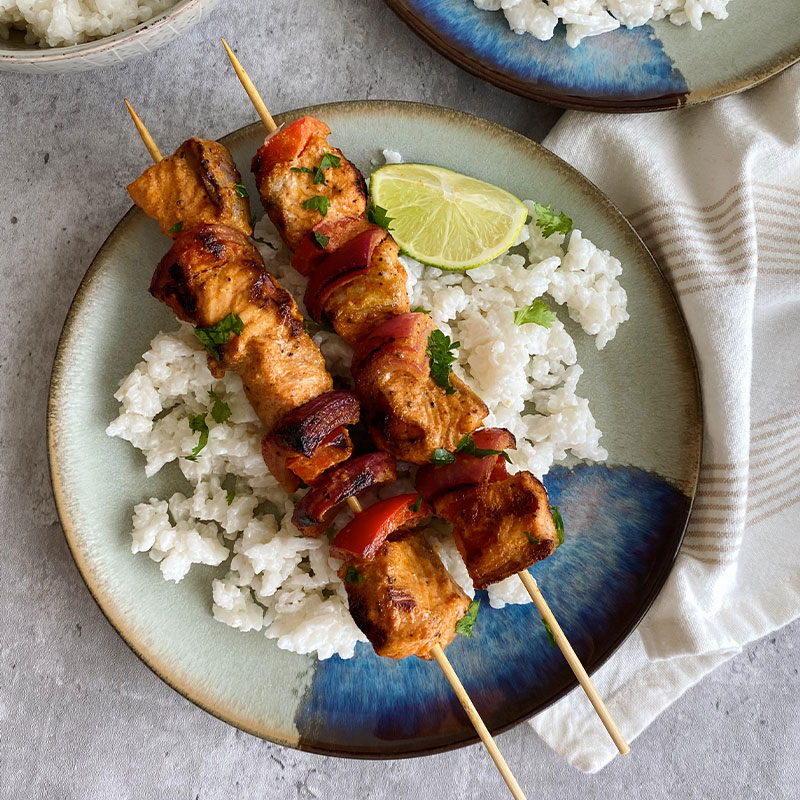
<box><xmin>0</xmin><ymin>0</ymin><xmax>221</xmax><ymax>73</ymax></box>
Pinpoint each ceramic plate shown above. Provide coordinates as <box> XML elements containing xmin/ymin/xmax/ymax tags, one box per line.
<box><xmin>385</xmin><ymin>0</ymin><xmax>800</xmax><ymax>111</ymax></box>
<box><xmin>48</xmin><ymin>100</ymin><xmax>701</xmax><ymax>757</ymax></box>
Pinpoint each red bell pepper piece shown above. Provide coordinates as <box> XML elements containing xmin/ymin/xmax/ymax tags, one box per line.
<box><xmin>330</xmin><ymin>493</ymin><xmax>430</xmax><ymax>561</ymax></box>
<box><xmin>251</xmin><ymin>116</ymin><xmax>331</xmax><ymax>177</ymax></box>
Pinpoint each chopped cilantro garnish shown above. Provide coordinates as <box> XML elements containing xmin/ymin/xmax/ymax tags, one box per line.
<box><xmin>551</xmin><ymin>506</ymin><xmax>565</xmax><ymax>546</ymax></box>
<box><xmin>426</xmin><ymin>329</ymin><xmax>459</xmax><ymax>395</ymax></box>
<box><xmin>226</xmin><ymin>488</ymin><xmax>235</xmax><ymax>506</ymax></box>
<box><xmin>513</xmin><ymin>298</ymin><xmax>557</xmax><ymax>329</ymax></box>
<box><xmin>312</xmin><ymin>231</ymin><xmax>330</xmax><ymax>249</ymax></box>
<box><xmin>431</xmin><ymin>448</ymin><xmax>456</xmax><ymax>465</ymax></box>
<box><xmin>525</xmin><ymin>531</ymin><xmax>539</xmax><ymax>545</ymax></box>
<box><xmin>303</xmin><ymin>318</ymin><xmax>335</xmax><ymax>335</ymax></box>
<box><xmin>233</xmin><ymin>182</ymin><xmax>249</xmax><ymax>198</ymax></box>
<box><xmin>290</xmin><ymin>166</ymin><xmax>314</xmax><ymax>174</ymax></box>
<box><xmin>411</xmin><ymin>307</ymin><xmax>431</xmax><ymax>315</ymax></box>
<box><xmin>409</xmin><ymin>494</ymin><xmax>424</xmax><ymax>513</ymax></box>
<box><xmin>455</xmin><ymin>599</ymin><xmax>480</xmax><ymax>638</ymax></box>
<box><xmin>208</xmin><ymin>389</ymin><xmax>232</xmax><ymax>424</ymax></box>
<box><xmin>168</xmin><ymin>221</ymin><xmax>184</xmax><ymax>234</ymax></box>
<box><xmin>194</xmin><ymin>312</ymin><xmax>244</xmax><ymax>360</ymax></box>
<box><xmin>533</xmin><ymin>202</ymin><xmax>572</xmax><ymax>239</ymax></box>
<box><xmin>253</xmin><ymin>236</ymin><xmax>277</xmax><ymax>249</ymax></box>
<box><xmin>185</xmin><ymin>413</ymin><xmax>208</xmax><ymax>461</ymax></box>
<box><xmin>303</xmin><ymin>196</ymin><xmax>331</xmax><ymax>216</ymax></box>
<box><xmin>367</xmin><ymin>204</ymin><xmax>393</xmax><ymax>230</ymax></box>
<box><xmin>542</xmin><ymin>618</ymin><xmax>557</xmax><ymax>648</ymax></box>
<box><xmin>344</xmin><ymin>566</ymin><xmax>364</xmax><ymax>584</ymax></box>
<box><xmin>455</xmin><ymin>434</ymin><xmax>512</xmax><ymax>463</ymax></box>
<box><xmin>313</xmin><ymin>152</ymin><xmax>341</xmax><ymax>184</ymax></box>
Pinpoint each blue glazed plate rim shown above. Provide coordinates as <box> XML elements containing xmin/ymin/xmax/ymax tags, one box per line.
<box><xmin>384</xmin><ymin>0</ymin><xmax>800</xmax><ymax>112</ymax></box>
<box><xmin>48</xmin><ymin>100</ymin><xmax>702</xmax><ymax>759</ymax></box>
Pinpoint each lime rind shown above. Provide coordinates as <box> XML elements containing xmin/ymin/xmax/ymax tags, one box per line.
<box><xmin>370</xmin><ymin>163</ymin><xmax>528</xmax><ymax>271</ymax></box>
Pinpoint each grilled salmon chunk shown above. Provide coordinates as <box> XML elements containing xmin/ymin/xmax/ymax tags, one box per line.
<box><xmin>434</xmin><ymin>472</ymin><xmax>558</xmax><ymax>589</ymax></box>
<box><xmin>251</xmin><ymin>119</ymin><xmax>367</xmax><ymax>250</ymax></box>
<box><xmin>150</xmin><ymin>224</ymin><xmax>332</xmax><ymax>431</ymax></box>
<box><xmin>339</xmin><ymin>532</ymin><xmax>470</xmax><ymax>660</ymax></box>
<box><xmin>351</xmin><ymin>313</ymin><xmax>487</xmax><ymax>464</ymax></box>
<box><xmin>128</xmin><ymin>138</ymin><xmax>252</xmax><ymax>238</ymax></box>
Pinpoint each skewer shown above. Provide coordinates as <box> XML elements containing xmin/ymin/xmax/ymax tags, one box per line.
<box><xmin>218</xmin><ymin>46</ymin><xmax>630</xmax><ymax>757</ymax></box>
<box><xmin>211</xmin><ymin>54</ymin><xmax>532</xmax><ymax>798</ymax></box>
<box><xmin>126</xmin><ymin>98</ymin><xmax>526</xmax><ymax>799</ymax></box>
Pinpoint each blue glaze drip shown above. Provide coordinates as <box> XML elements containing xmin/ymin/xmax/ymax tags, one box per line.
<box><xmin>294</xmin><ymin>464</ymin><xmax>691</xmax><ymax>754</ymax></box>
<box><xmin>401</xmin><ymin>0</ymin><xmax>688</xmax><ymax>100</ymax></box>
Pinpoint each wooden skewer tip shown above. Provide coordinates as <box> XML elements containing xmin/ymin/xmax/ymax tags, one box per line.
<box><xmin>220</xmin><ymin>38</ymin><xmax>278</xmax><ymax>134</ymax></box>
<box><xmin>124</xmin><ymin>99</ymin><xmax>162</xmax><ymax>164</ymax></box>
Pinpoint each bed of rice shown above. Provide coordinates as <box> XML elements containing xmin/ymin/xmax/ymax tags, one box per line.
<box><xmin>0</xmin><ymin>0</ymin><xmax>174</xmax><ymax>47</ymax></box>
<box><xmin>473</xmin><ymin>0</ymin><xmax>731</xmax><ymax>47</ymax></box>
<box><xmin>106</xmin><ymin>155</ymin><xmax>628</xmax><ymax>660</ymax></box>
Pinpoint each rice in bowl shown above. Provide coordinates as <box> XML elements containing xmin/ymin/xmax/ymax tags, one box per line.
<box><xmin>106</xmin><ymin>184</ymin><xmax>628</xmax><ymax>660</ymax></box>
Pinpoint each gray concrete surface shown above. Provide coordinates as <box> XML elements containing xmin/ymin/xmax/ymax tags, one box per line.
<box><xmin>0</xmin><ymin>1</ymin><xmax>797</xmax><ymax>798</ymax></box>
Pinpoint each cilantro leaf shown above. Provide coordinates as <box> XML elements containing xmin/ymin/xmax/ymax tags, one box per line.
<box><xmin>513</xmin><ymin>298</ymin><xmax>557</xmax><ymax>328</ymax></box>
<box><xmin>208</xmin><ymin>389</ymin><xmax>232</xmax><ymax>424</ymax></box>
<box><xmin>303</xmin><ymin>318</ymin><xmax>335</xmax><ymax>335</ymax></box>
<box><xmin>551</xmin><ymin>506</ymin><xmax>564</xmax><ymax>546</ymax></box>
<box><xmin>303</xmin><ymin>196</ymin><xmax>331</xmax><ymax>216</ymax></box>
<box><xmin>312</xmin><ymin>231</ymin><xmax>330</xmax><ymax>249</ymax></box>
<box><xmin>253</xmin><ymin>236</ymin><xmax>277</xmax><ymax>249</ymax></box>
<box><xmin>367</xmin><ymin>204</ymin><xmax>393</xmax><ymax>230</ymax></box>
<box><xmin>411</xmin><ymin>307</ymin><xmax>431</xmax><ymax>315</ymax></box>
<box><xmin>426</xmin><ymin>329</ymin><xmax>459</xmax><ymax>395</ymax></box>
<box><xmin>185</xmin><ymin>413</ymin><xmax>209</xmax><ymax>461</ymax></box>
<box><xmin>533</xmin><ymin>202</ymin><xmax>572</xmax><ymax>239</ymax></box>
<box><xmin>431</xmin><ymin>448</ymin><xmax>456</xmax><ymax>465</ymax></box>
<box><xmin>454</xmin><ymin>434</ymin><xmax>512</xmax><ymax>463</ymax></box>
<box><xmin>226</xmin><ymin>488</ymin><xmax>235</xmax><ymax>506</ymax></box>
<box><xmin>344</xmin><ymin>566</ymin><xmax>364</xmax><ymax>584</ymax></box>
<box><xmin>168</xmin><ymin>221</ymin><xmax>184</xmax><ymax>234</ymax></box>
<box><xmin>409</xmin><ymin>494</ymin><xmax>424</xmax><ymax>512</ymax></box>
<box><xmin>313</xmin><ymin>152</ymin><xmax>342</xmax><ymax>184</ymax></box>
<box><xmin>194</xmin><ymin>312</ymin><xmax>244</xmax><ymax>360</ymax></box>
<box><xmin>542</xmin><ymin>618</ymin><xmax>557</xmax><ymax>648</ymax></box>
<box><xmin>234</xmin><ymin>182</ymin><xmax>249</xmax><ymax>198</ymax></box>
<box><xmin>455</xmin><ymin>599</ymin><xmax>480</xmax><ymax>638</ymax></box>
<box><xmin>290</xmin><ymin>166</ymin><xmax>314</xmax><ymax>174</ymax></box>
<box><xmin>525</xmin><ymin>531</ymin><xmax>539</xmax><ymax>545</ymax></box>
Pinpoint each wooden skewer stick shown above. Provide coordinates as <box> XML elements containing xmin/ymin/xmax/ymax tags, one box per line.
<box><xmin>517</xmin><ymin>570</ymin><xmax>629</xmax><ymax>754</ymax></box>
<box><xmin>221</xmin><ymin>39</ymin><xmax>278</xmax><ymax>134</ymax></box>
<box><xmin>124</xmin><ymin>99</ymin><xmax>162</xmax><ymax>163</ymax></box>
<box><xmin>215</xmin><ymin>49</ymin><xmax>528</xmax><ymax>798</ymax></box>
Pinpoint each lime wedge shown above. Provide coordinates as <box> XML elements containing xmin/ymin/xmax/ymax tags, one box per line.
<box><xmin>369</xmin><ymin>163</ymin><xmax>527</xmax><ymax>271</ymax></box>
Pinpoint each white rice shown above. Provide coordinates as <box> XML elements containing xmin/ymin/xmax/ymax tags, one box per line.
<box><xmin>473</xmin><ymin>0</ymin><xmax>731</xmax><ymax>48</ymax></box>
<box><xmin>0</xmin><ymin>0</ymin><xmax>174</xmax><ymax>48</ymax></box>
<box><xmin>107</xmin><ymin>160</ymin><xmax>629</xmax><ymax>657</ymax></box>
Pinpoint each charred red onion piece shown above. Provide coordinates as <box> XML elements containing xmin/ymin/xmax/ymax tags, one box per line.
<box><xmin>415</xmin><ymin>428</ymin><xmax>517</xmax><ymax>500</ymax></box>
<box><xmin>304</xmin><ymin>228</ymin><xmax>386</xmax><ymax>323</ymax></box>
<box><xmin>261</xmin><ymin>390</ymin><xmax>360</xmax><ymax>492</ymax></box>
<box><xmin>291</xmin><ymin>216</ymin><xmax>376</xmax><ymax>277</ymax></box>
<box><xmin>351</xmin><ymin>312</ymin><xmax>432</xmax><ymax>380</ymax></box>
<box><xmin>292</xmin><ymin>452</ymin><xmax>398</xmax><ymax>535</ymax></box>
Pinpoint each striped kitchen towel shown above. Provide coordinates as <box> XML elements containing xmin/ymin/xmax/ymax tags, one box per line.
<box><xmin>529</xmin><ymin>65</ymin><xmax>800</xmax><ymax>772</ymax></box>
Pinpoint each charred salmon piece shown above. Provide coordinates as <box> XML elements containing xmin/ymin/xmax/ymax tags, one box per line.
<box><xmin>351</xmin><ymin>313</ymin><xmax>487</xmax><ymax>464</ymax></box>
<box><xmin>434</xmin><ymin>471</ymin><xmax>558</xmax><ymax>590</ymax></box>
<box><xmin>323</xmin><ymin>234</ymin><xmax>410</xmax><ymax>347</ymax></box>
<box><xmin>339</xmin><ymin>532</ymin><xmax>470</xmax><ymax>660</ymax></box>
<box><xmin>150</xmin><ymin>224</ymin><xmax>332</xmax><ymax>432</ymax></box>
<box><xmin>252</xmin><ymin>120</ymin><xmax>367</xmax><ymax>251</ymax></box>
<box><xmin>128</xmin><ymin>138</ymin><xmax>252</xmax><ymax>238</ymax></box>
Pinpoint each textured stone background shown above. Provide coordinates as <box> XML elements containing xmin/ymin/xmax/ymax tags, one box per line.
<box><xmin>0</xmin><ymin>1</ymin><xmax>797</xmax><ymax>798</ymax></box>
